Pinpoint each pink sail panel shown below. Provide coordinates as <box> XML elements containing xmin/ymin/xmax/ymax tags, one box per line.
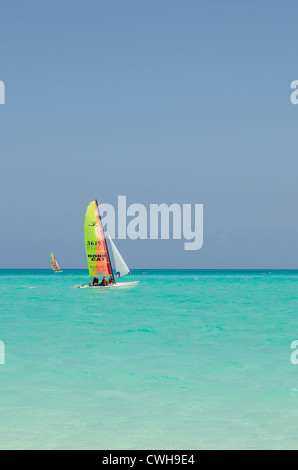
<box><xmin>94</xmin><ymin>202</ymin><xmax>112</xmax><ymax>276</ymax></box>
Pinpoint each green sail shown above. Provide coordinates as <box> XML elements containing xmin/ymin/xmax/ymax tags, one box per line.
<box><xmin>84</xmin><ymin>200</ymin><xmax>112</xmax><ymax>278</ymax></box>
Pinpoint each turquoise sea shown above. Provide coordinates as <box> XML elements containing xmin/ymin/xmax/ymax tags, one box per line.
<box><xmin>1</xmin><ymin>269</ymin><xmax>298</xmax><ymax>449</ymax></box>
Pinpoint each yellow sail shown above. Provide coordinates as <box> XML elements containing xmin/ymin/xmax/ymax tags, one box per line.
<box><xmin>84</xmin><ymin>200</ymin><xmax>112</xmax><ymax>278</ymax></box>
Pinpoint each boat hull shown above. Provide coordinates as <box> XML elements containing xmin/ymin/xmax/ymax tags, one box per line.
<box><xmin>76</xmin><ymin>281</ymin><xmax>139</xmax><ymax>289</ymax></box>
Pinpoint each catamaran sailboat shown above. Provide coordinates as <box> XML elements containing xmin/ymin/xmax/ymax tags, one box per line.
<box><xmin>50</xmin><ymin>253</ymin><xmax>63</xmax><ymax>273</ymax></box>
<box><xmin>77</xmin><ymin>200</ymin><xmax>138</xmax><ymax>289</ymax></box>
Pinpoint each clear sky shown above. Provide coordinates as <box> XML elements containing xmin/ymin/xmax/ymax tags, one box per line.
<box><xmin>0</xmin><ymin>0</ymin><xmax>298</xmax><ymax>269</ymax></box>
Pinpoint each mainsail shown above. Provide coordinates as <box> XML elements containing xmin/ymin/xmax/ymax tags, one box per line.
<box><xmin>84</xmin><ymin>200</ymin><xmax>113</xmax><ymax>279</ymax></box>
<box><xmin>107</xmin><ymin>234</ymin><xmax>131</xmax><ymax>278</ymax></box>
<box><xmin>50</xmin><ymin>253</ymin><xmax>60</xmax><ymax>272</ymax></box>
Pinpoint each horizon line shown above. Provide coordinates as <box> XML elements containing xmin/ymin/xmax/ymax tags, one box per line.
<box><xmin>1</xmin><ymin>268</ymin><xmax>298</xmax><ymax>271</ymax></box>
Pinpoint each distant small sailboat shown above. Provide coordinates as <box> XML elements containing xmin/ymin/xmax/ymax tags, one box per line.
<box><xmin>50</xmin><ymin>253</ymin><xmax>63</xmax><ymax>273</ymax></box>
<box><xmin>77</xmin><ymin>200</ymin><xmax>138</xmax><ymax>288</ymax></box>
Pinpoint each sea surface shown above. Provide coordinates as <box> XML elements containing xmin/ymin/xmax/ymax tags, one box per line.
<box><xmin>1</xmin><ymin>269</ymin><xmax>298</xmax><ymax>449</ymax></box>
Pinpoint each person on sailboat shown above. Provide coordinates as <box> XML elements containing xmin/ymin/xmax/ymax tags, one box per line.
<box><xmin>99</xmin><ymin>276</ymin><xmax>109</xmax><ymax>286</ymax></box>
<box><xmin>91</xmin><ymin>276</ymin><xmax>99</xmax><ymax>286</ymax></box>
<box><xmin>108</xmin><ymin>276</ymin><xmax>114</xmax><ymax>284</ymax></box>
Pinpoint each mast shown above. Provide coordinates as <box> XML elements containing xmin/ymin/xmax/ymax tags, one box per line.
<box><xmin>96</xmin><ymin>199</ymin><xmax>115</xmax><ymax>283</ymax></box>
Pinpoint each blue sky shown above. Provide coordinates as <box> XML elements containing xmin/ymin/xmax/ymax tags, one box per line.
<box><xmin>0</xmin><ymin>0</ymin><xmax>298</xmax><ymax>268</ymax></box>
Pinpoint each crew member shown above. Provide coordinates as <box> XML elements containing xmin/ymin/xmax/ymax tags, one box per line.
<box><xmin>99</xmin><ymin>276</ymin><xmax>109</xmax><ymax>286</ymax></box>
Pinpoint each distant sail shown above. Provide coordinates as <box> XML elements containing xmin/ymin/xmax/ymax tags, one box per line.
<box><xmin>84</xmin><ymin>200</ymin><xmax>112</xmax><ymax>278</ymax></box>
<box><xmin>50</xmin><ymin>253</ymin><xmax>61</xmax><ymax>272</ymax></box>
<box><xmin>107</xmin><ymin>234</ymin><xmax>130</xmax><ymax>278</ymax></box>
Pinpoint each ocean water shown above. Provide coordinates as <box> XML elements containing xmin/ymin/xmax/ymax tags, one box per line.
<box><xmin>1</xmin><ymin>269</ymin><xmax>298</xmax><ymax>450</ymax></box>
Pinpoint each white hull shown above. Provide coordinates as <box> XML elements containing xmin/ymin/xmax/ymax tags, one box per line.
<box><xmin>76</xmin><ymin>281</ymin><xmax>139</xmax><ymax>289</ymax></box>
